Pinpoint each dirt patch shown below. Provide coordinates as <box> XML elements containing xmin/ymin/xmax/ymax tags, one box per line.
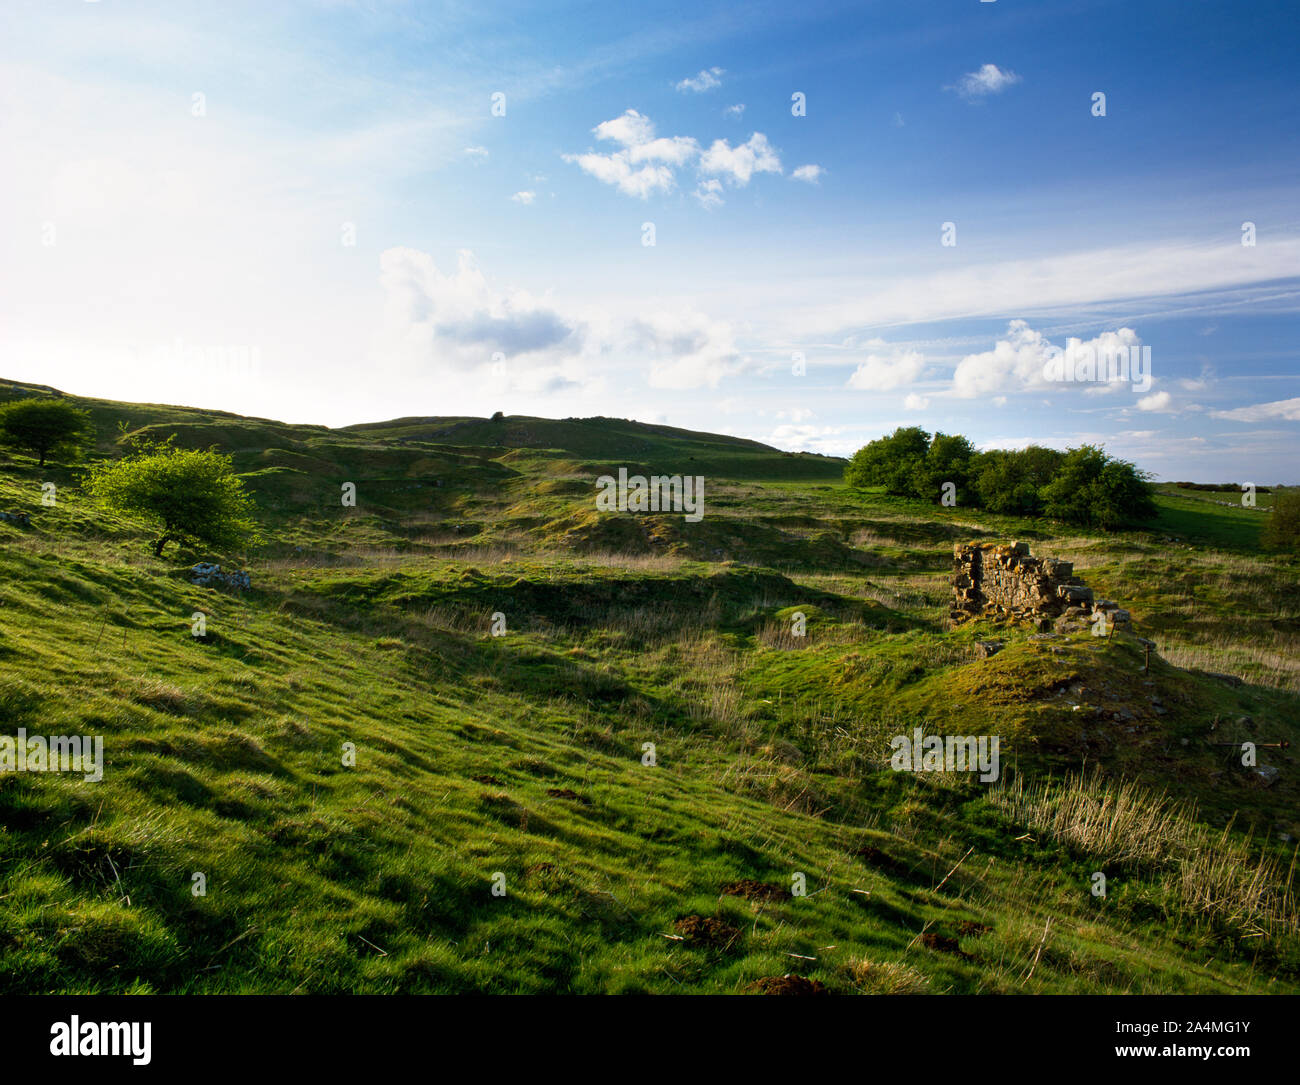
<box><xmin>854</xmin><ymin>845</ymin><xmax>921</xmax><ymax>881</ymax></box>
<box><xmin>721</xmin><ymin>878</ymin><xmax>787</xmax><ymax>903</ymax></box>
<box><xmin>956</xmin><ymin>920</ymin><xmax>991</xmax><ymax>937</ymax></box>
<box><xmin>477</xmin><ymin>792</ymin><xmax>531</xmax><ymax>831</ymax></box>
<box><xmin>673</xmin><ymin>915</ymin><xmax>741</xmax><ymax>949</ymax></box>
<box><xmin>471</xmin><ymin>774</ymin><xmax>502</xmax><ymax>785</ymax></box>
<box><xmin>545</xmin><ymin>787</ymin><xmax>590</xmax><ymax>804</ymax></box>
<box><xmin>744</xmin><ymin>973</ymin><xmax>829</xmax><ymax>995</ymax></box>
<box><xmin>524</xmin><ymin>861</ymin><xmax>556</xmax><ymax>877</ymax></box>
<box><xmin>921</xmin><ymin>932</ymin><xmax>971</xmax><ymax>958</ymax></box>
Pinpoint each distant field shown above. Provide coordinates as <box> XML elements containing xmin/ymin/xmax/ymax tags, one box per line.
<box><xmin>1149</xmin><ymin>484</ymin><xmax>1274</xmax><ymax>550</ymax></box>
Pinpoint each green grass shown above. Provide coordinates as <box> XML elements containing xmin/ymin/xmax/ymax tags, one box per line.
<box><xmin>1</xmin><ymin>378</ymin><xmax>1297</xmax><ymax>994</ymax></box>
<box><xmin>1149</xmin><ymin>483</ymin><xmax>1271</xmax><ymax>549</ymax></box>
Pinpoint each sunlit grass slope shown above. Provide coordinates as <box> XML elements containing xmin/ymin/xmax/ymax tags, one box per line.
<box><xmin>1</xmin><ymin>379</ymin><xmax>1296</xmax><ymax>993</ymax></box>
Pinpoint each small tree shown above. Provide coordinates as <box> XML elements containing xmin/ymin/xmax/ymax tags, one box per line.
<box><xmin>83</xmin><ymin>440</ymin><xmax>260</xmax><ymax>557</ymax></box>
<box><xmin>912</xmin><ymin>432</ymin><xmax>977</xmax><ymax>504</ymax></box>
<box><xmin>1040</xmin><ymin>445</ymin><xmax>1156</xmax><ymax>529</ymax></box>
<box><xmin>0</xmin><ymin>397</ymin><xmax>93</xmax><ymax>467</ymax></box>
<box><xmin>845</xmin><ymin>426</ymin><xmax>931</xmax><ymax>495</ymax></box>
<box><xmin>974</xmin><ymin>445</ymin><xmax>1065</xmax><ymax>515</ymax></box>
<box><xmin>1262</xmin><ymin>490</ymin><xmax>1300</xmax><ymax>551</ymax></box>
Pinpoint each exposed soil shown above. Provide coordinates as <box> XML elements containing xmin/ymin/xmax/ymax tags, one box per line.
<box><xmin>744</xmin><ymin>973</ymin><xmax>830</xmax><ymax>995</ymax></box>
<box><xmin>545</xmin><ymin>787</ymin><xmax>590</xmax><ymax>804</ymax></box>
<box><xmin>855</xmin><ymin>845</ymin><xmax>923</xmax><ymax>882</ymax></box>
<box><xmin>921</xmin><ymin>932</ymin><xmax>971</xmax><ymax>958</ymax></box>
<box><xmin>673</xmin><ymin>915</ymin><xmax>741</xmax><ymax>949</ymax></box>
<box><xmin>721</xmin><ymin>879</ymin><xmax>787</xmax><ymax>903</ymax></box>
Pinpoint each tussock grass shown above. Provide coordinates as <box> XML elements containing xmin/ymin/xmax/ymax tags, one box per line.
<box><xmin>845</xmin><ymin>957</ymin><xmax>931</xmax><ymax>994</ymax></box>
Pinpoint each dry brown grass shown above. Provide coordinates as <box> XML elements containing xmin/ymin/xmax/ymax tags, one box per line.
<box><xmin>1157</xmin><ymin>634</ymin><xmax>1300</xmax><ymax>693</ymax></box>
<box><xmin>844</xmin><ymin>957</ymin><xmax>931</xmax><ymax>994</ymax></box>
<box><xmin>992</xmin><ymin>771</ymin><xmax>1299</xmax><ymax>936</ymax></box>
<box><xmin>673</xmin><ymin>633</ymin><xmax>751</xmax><ymax>733</ymax></box>
<box><xmin>718</xmin><ymin>750</ymin><xmax>826</xmax><ymax>815</ymax></box>
<box><xmin>122</xmin><ymin>676</ymin><xmax>189</xmax><ymax>713</ymax></box>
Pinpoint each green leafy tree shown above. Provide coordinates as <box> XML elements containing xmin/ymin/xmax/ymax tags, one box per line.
<box><xmin>1040</xmin><ymin>445</ymin><xmax>1156</xmax><ymax>529</ymax></box>
<box><xmin>1261</xmin><ymin>490</ymin><xmax>1300</xmax><ymax>551</ymax></box>
<box><xmin>0</xmin><ymin>397</ymin><xmax>93</xmax><ymax>467</ymax></box>
<box><xmin>83</xmin><ymin>440</ymin><xmax>261</xmax><ymax>557</ymax></box>
<box><xmin>844</xmin><ymin>426</ymin><xmax>930</xmax><ymax>495</ymax></box>
<box><xmin>973</xmin><ymin>445</ymin><xmax>1065</xmax><ymax>515</ymax></box>
<box><xmin>912</xmin><ymin>432</ymin><xmax>977</xmax><ymax>504</ymax></box>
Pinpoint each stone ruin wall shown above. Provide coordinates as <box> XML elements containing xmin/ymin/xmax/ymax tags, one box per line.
<box><xmin>951</xmin><ymin>541</ymin><xmax>1129</xmax><ymax>631</ymax></box>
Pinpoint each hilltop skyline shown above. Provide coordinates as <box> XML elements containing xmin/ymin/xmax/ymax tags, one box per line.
<box><xmin>2</xmin><ymin>0</ymin><xmax>1297</xmax><ymax>482</ymax></box>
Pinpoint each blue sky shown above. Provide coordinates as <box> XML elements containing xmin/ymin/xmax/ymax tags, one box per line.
<box><xmin>2</xmin><ymin>0</ymin><xmax>1297</xmax><ymax>481</ymax></box>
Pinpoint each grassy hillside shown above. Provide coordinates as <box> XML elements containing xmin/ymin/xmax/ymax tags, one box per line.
<box><xmin>1</xmin><ymin>379</ymin><xmax>1297</xmax><ymax>994</ymax></box>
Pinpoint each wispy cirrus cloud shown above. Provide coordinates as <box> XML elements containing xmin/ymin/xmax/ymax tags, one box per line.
<box><xmin>787</xmin><ymin>239</ymin><xmax>1300</xmax><ymax>338</ymax></box>
<box><xmin>1210</xmin><ymin>397</ymin><xmax>1300</xmax><ymax>423</ymax></box>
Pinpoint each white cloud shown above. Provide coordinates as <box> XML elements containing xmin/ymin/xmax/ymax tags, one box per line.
<box><xmin>592</xmin><ymin>109</ymin><xmax>655</xmax><ymax>147</ymax></box>
<box><xmin>510</xmin><ymin>190</ymin><xmax>536</xmax><ymax>205</ymax></box>
<box><xmin>563</xmin><ymin>110</ymin><xmax>700</xmax><ymax>198</ymax></box>
<box><xmin>952</xmin><ymin>321</ymin><xmax>1053</xmax><ymax>398</ymax></box>
<box><xmin>629</xmin><ymin>137</ymin><xmax>700</xmax><ymax>166</ymax></box>
<box><xmin>847</xmin><ymin>349</ymin><xmax>925</xmax><ymax>391</ymax></box>
<box><xmin>630</xmin><ymin>310</ymin><xmax>741</xmax><ymax>389</ymax></box>
<box><xmin>724</xmin><ymin>104</ymin><xmax>746</xmax><ymax>117</ymax></box>
<box><xmin>976</xmin><ymin>436</ymin><xmax>1067</xmax><ymax>453</ymax></box>
<box><xmin>566</xmin><ymin>110</ymin><xmax>787</xmax><ymax>201</ymax></box>
<box><xmin>790</xmin><ymin>239</ymin><xmax>1300</xmax><ymax>336</ymax></box>
<box><xmin>376</xmin><ymin>248</ymin><xmax>580</xmax><ymax>372</ymax></box>
<box><xmin>840</xmin><ymin>335</ymin><xmax>889</xmax><ymax>351</ymax></box>
<box><xmin>374</xmin><ymin>247</ymin><xmax>744</xmax><ymax>393</ymax></box>
<box><xmin>564</xmin><ymin>152</ymin><xmax>676</xmax><ymax>199</ymax></box>
<box><xmin>676</xmin><ymin>67</ymin><xmax>724</xmax><ymax>92</ymax></box>
<box><xmin>1136</xmin><ymin>390</ymin><xmax>1172</xmax><ymax>411</ymax></box>
<box><xmin>757</xmin><ymin>424</ymin><xmax>853</xmax><ymax>456</ymax></box>
<box><xmin>903</xmin><ymin>393</ymin><xmax>929</xmax><ymax>410</ymax></box>
<box><xmin>952</xmin><ymin>320</ymin><xmax>1141</xmax><ymax>399</ymax></box>
<box><xmin>694</xmin><ymin>179</ymin><xmax>725</xmax><ymax>209</ymax></box>
<box><xmin>700</xmin><ymin>133</ymin><xmax>781</xmax><ymax>186</ymax></box>
<box><xmin>950</xmin><ymin>63</ymin><xmax>1021</xmax><ymax>100</ymax></box>
<box><xmin>1210</xmin><ymin>397</ymin><xmax>1300</xmax><ymax>423</ymax></box>
<box><xmin>463</xmin><ymin>145</ymin><xmax>489</xmax><ymax>160</ymax></box>
<box><xmin>791</xmin><ymin>164</ymin><xmax>823</xmax><ymax>183</ymax></box>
